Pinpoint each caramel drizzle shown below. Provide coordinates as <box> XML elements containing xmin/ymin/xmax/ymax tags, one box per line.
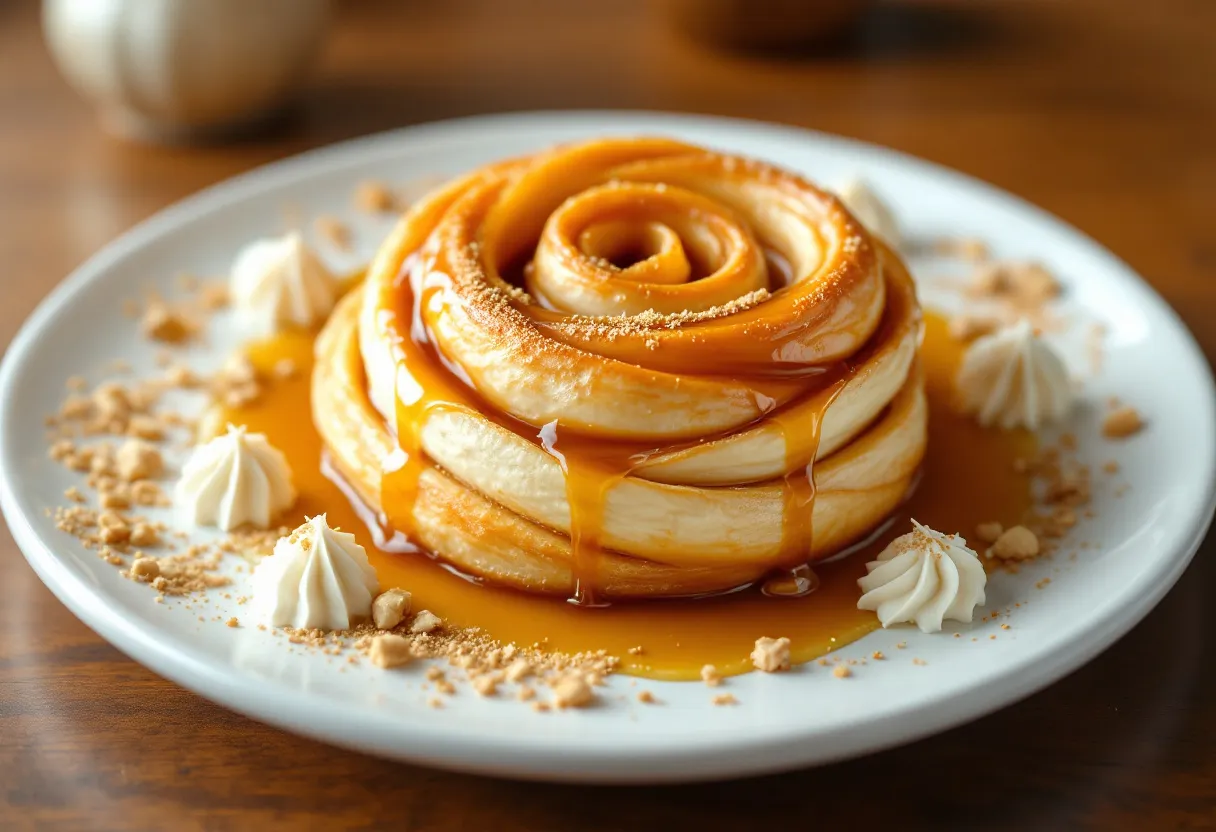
<box><xmin>377</xmin><ymin>240</ymin><xmax>867</xmax><ymax>604</ymax></box>
<box><xmin>537</xmin><ymin>422</ymin><xmax>628</xmax><ymax>607</ymax></box>
<box><xmin>239</xmin><ymin>304</ymin><xmax>1032</xmax><ymax>679</ymax></box>
<box><xmin>379</xmin><ymin>255</ymin><xmax>468</xmax><ymax>549</ymax></box>
<box><xmin>767</xmin><ymin>372</ymin><xmax>851</xmax><ymax>597</ymax></box>
<box><xmin>373</xmin><ymin>142</ymin><xmax>885</xmax><ymax>603</ymax></box>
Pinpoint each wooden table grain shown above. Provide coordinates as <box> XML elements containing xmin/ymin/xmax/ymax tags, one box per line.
<box><xmin>2</xmin><ymin>0</ymin><xmax>1213</xmax><ymax>828</ymax></box>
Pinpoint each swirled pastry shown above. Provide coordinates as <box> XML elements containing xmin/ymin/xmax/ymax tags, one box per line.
<box><xmin>313</xmin><ymin>137</ymin><xmax>927</xmax><ymax>601</ymax></box>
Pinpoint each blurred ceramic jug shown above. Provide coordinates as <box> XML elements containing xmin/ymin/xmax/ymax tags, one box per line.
<box><xmin>43</xmin><ymin>0</ymin><xmax>330</xmax><ymax>142</ymax></box>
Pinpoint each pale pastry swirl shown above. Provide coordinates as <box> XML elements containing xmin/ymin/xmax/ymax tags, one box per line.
<box><xmin>312</xmin><ymin>137</ymin><xmax>927</xmax><ymax>600</ymax></box>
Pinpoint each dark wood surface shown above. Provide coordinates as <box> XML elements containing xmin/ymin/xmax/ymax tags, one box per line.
<box><xmin>2</xmin><ymin>0</ymin><xmax>1214</xmax><ymax>828</ymax></box>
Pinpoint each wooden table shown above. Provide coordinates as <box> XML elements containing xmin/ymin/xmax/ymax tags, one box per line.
<box><xmin>2</xmin><ymin>0</ymin><xmax>1213</xmax><ymax>828</ymax></box>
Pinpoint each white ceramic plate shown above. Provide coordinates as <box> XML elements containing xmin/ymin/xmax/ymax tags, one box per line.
<box><xmin>2</xmin><ymin>112</ymin><xmax>1213</xmax><ymax>784</ymax></box>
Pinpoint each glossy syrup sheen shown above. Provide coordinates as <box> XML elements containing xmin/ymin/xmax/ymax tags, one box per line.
<box><xmin>376</xmin><ymin>246</ymin><xmax>909</xmax><ymax>606</ymax></box>
<box><xmin>375</xmin><ymin>258</ymin><xmax>849</xmax><ymax>606</ymax></box>
<box><xmin>231</xmin><ymin>313</ymin><xmax>1034</xmax><ymax>680</ymax></box>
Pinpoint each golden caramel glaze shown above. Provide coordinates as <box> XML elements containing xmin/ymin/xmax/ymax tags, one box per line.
<box><xmin>316</xmin><ymin>287</ymin><xmax>925</xmax><ymax>593</ymax></box>
<box><xmin>339</xmin><ymin>138</ymin><xmax>924</xmax><ymax>600</ymax></box>
<box><xmin>237</xmin><ymin>312</ymin><xmax>1032</xmax><ymax>679</ymax></box>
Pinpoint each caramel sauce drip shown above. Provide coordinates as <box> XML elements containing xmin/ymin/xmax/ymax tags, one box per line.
<box><xmin>355</xmin><ymin>139</ymin><xmax>916</xmax><ymax>605</ymax></box>
<box><xmin>231</xmin><ymin>313</ymin><xmax>1035</xmax><ymax>680</ymax></box>
<box><xmin>377</xmin><ymin>261</ymin><xmax>662</xmax><ymax>600</ymax></box>
<box><xmin>377</xmin><ymin>244</ymin><xmax>854</xmax><ymax>605</ymax></box>
<box><xmin>378</xmin><ymin>261</ymin><xmax>487</xmax><ymax>551</ymax></box>
<box><xmin>770</xmin><ymin>373</ymin><xmax>850</xmax><ymax>596</ymax></box>
<box><xmin>536</xmin><ymin>426</ymin><xmax>624</xmax><ymax>608</ymax></box>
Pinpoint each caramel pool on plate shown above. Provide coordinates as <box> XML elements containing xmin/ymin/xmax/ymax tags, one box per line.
<box><xmin>227</xmin><ymin>313</ymin><xmax>1033</xmax><ymax>681</ymax></box>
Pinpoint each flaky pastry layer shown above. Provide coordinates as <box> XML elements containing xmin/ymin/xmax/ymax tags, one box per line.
<box><xmin>315</xmin><ymin>290</ymin><xmax>926</xmax><ymax>595</ymax></box>
<box><xmin>314</xmin><ymin>137</ymin><xmax>928</xmax><ymax>598</ymax></box>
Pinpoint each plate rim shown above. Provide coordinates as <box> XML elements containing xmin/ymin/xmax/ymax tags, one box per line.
<box><xmin>3</xmin><ymin>110</ymin><xmax>1214</xmax><ymax>783</ymax></box>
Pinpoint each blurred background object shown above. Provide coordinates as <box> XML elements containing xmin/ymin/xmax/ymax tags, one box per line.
<box><xmin>662</xmin><ymin>0</ymin><xmax>873</xmax><ymax>50</ymax></box>
<box><xmin>42</xmin><ymin>0</ymin><xmax>330</xmax><ymax>143</ymax></box>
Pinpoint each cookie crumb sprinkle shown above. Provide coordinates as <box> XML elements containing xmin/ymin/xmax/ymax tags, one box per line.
<box><xmin>552</xmin><ymin>674</ymin><xmax>594</xmax><ymax>709</ymax></box>
<box><xmin>371</xmin><ymin>588</ymin><xmax>412</xmax><ymax>630</ymax></box>
<box><xmin>988</xmin><ymin>525</ymin><xmax>1040</xmax><ymax>561</ymax></box>
<box><xmin>472</xmin><ymin>675</ymin><xmax>499</xmax><ymax>697</ymax></box>
<box><xmin>368</xmin><ymin>634</ymin><xmax>415</xmax><ymax>669</ymax></box>
<box><xmin>130</xmin><ymin>557</ymin><xmax>160</xmax><ymax>581</ymax></box>
<box><xmin>313</xmin><ymin>216</ymin><xmax>352</xmax><ymax>251</ymax></box>
<box><xmin>409</xmin><ymin>610</ymin><xmax>442</xmax><ymax>634</ymax></box>
<box><xmin>750</xmin><ymin>637</ymin><xmax>791</xmax><ymax>672</ymax></box>
<box><xmin>1102</xmin><ymin>406</ymin><xmax>1144</xmax><ymax>439</ymax></box>
<box><xmin>355</xmin><ymin>181</ymin><xmax>397</xmax><ymax>214</ymax></box>
<box><xmin>975</xmin><ymin>521</ymin><xmax>1004</xmax><ymax>544</ymax></box>
<box><xmin>141</xmin><ymin>300</ymin><xmax>194</xmax><ymax>344</ymax></box>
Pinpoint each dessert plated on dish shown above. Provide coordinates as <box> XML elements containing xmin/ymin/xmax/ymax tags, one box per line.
<box><xmin>28</xmin><ymin>134</ymin><xmax>1087</xmax><ymax>684</ymax></box>
<box><xmin>220</xmin><ymin>135</ymin><xmax>1041</xmax><ymax>679</ymax></box>
<box><xmin>315</xmin><ymin>137</ymin><xmax>925</xmax><ymax>603</ymax></box>
<box><xmin>4</xmin><ymin>112</ymin><xmax>1207</xmax><ymax>780</ymax></box>
<box><xmin>204</xmin><ymin>131</ymin><xmax>1050</xmax><ymax>676</ymax></box>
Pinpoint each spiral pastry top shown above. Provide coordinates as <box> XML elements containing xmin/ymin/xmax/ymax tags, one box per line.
<box><xmin>313</xmin><ymin>137</ymin><xmax>926</xmax><ymax>601</ymax></box>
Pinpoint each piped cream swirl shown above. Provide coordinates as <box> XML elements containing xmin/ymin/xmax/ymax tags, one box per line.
<box><xmin>230</xmin><ymin>232</ymin><xmax>336</xmax><ymax>334</ymax></box>
<box><xmin>175</xmin><ymin>424</ymin><xmax>296</xmax><ymax>531</ymax></box>
<box><xmin>957</xmin><ymin>319</ymin><xmax>1073</xmax><ymax>430</ymax></box>
<box><xmin>857</xmin><ymin>520</ymin><xmax>987</xmax><ymax>633</ymax></box>
<box><xmin>251</xmin><ymin>515</ymin><xmax>380</xmax><ymax>630</ymax></box>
